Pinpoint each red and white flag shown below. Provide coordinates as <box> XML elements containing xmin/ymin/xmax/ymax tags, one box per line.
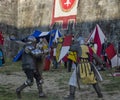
<box><xmin>87</xmin><ymin>24</ymin><xmax>106</xmax><ymax>56</ymax></box>
<box><xmin>106</xmin><ymin>44</ymin><xmax>120</xmax><ymax>67</ymax></box>
<box><xmin>51</xmin><ymin>0</ymin><xmax>79</xmax><ymax>29</ymax></box>
<box><xmin>57</xmin><ymin>35</ymin><xmax>72</xmax><ymax>62</ymax></box>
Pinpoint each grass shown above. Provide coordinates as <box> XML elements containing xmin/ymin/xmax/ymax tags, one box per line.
<box><xmin>102</xmin><ymin>76</ymin><xmax>120</xmax><ymax>91</ymax></box>
<box><xmin>0</xmin><ymin>58</ymin><xmax>22</xmax><ymax>74</ymax></box>
<box><xmin>0</xmin><ymin>58</ymin><xmax>120</xmax><ymax>100</ymax></box>
<box><xmin>0</xmin><ymin>84</ymin><xmax>16</xmax><ymax>100</ymax></box>
<box><xmin>0</xmin><ymin>85</ymin><xmax>61</xmax><ymax>100</ymax></box>
<box><xmin>0</xmin><ymin>59</ymin><xmax>68</xmax><ymax>100</ymax></box>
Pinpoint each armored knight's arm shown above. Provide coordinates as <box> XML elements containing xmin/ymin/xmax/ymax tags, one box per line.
<box><xmin>24</xmin><ymin>45</ymin><xmax>35</xmax><ymax>54</ymax></box>
<box><xmin>24</xmin><ymin>45</ymin><xmax>42</xmax><ymax>57</ymax></box>
<box><xmin>69</xmin><ymin>41</ymin><xmax>82</xmax><ymax>58</ymax></box>
<box><xmin>92</xmin><ymin>52</ymin><xmax>105</xmax><ymax>65</ymax></box>
<box><xmin>31</xmin><ymin>49</ymin><xmax>44</xmax><ymax>57</ymax></box>
<box><xmin>32</xmin><ymin>43</ymin><xmax>49</xmax><ymax>57</ymax></box>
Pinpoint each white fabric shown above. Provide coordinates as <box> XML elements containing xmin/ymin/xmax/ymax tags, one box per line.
<box><xmin>69</xmin><ymin>67</ymin><xmax>77</xmax><ymax>87</ymax></box>
<box><xmin>111</xmin><ymin>55</ymin><xmax>120</xmax><ymax>67</ymax></box>
<box><xmin>54</xmin><ymin>0</ymin><xmax>78</xmax><ymax>17</ymax></box>
<box><xmin>87</xmin><ymin>24</ymin><xmax>105</xmax><ymax>44</ymax></box>
<box><xmin>94</xmin><ymin>44</ymin><xmax>97</xmax><ymax>52</ymax></box>
<box><xmin>54</xmin><ymin>30</ymin><xmax>59</xmax><ymax>42</ymax></box>
<box><xmin>72</xmin><ymin>63</ymin><xmax>76</xmax><ymax>69</ymax></box>
<box><xmin>58</xmin><ymin>46</ymin><xmax>70</xmax><ymax>62</ymax></box>
<box><xmin>39</xmin><ymin>32</ymin><xmax>49</xmax><ymax>37</ymax></box>
<box><xmin>53</xmin><ymin>48</ymin><xmax>56</xmax><ymax>56</ymax></box>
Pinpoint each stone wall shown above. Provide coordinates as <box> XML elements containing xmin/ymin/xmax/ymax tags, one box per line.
<box><xmin>0</xmin><ymin>0</ymin><xmax>18</xmax><ymax>57</ymax></box>
<box><xmin>0</xmin><ymin>0</ymin><xmax>119</xmax><ymax>38</ymax></box>
<box><xmin>17</xmin><ymin>0</ymin><xmax>120</xmax><ymax>41</ymax></box>
<box><xmin>0</xmin><ymin>0</ymin><xmax>120</xmax><ymax>57</ymax></box>
<box><xmin>76</xmin><ymin>0</ymin><xmax>120</xmax><ymax>40</ymax></box>
<box><xmin>0</xmin><ymin>0</ymin><xmax>18</xmax><ymax>34</ymax></box>
<box><xmin>17</xmin><ymin>0</ymin><xmax>53</xmax><ymax>38</ymax></box>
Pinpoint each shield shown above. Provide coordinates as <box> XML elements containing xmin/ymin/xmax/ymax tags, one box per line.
<box><xmin>56</xmin><ymin>35</ymin><xmax>72</xmax><ymax>62</ymax></box>
<box><xmin>56</xmin><ymin>37</ymin><xmax>64</xmax><ymax>62</ymax></box>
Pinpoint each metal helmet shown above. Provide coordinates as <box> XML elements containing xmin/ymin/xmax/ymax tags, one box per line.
<box><xmin>77</xmin><ymin>36</ymin><xmax>85</xmax><ymax>45</ymax></box>
<box><xmin>27</xmin><ymin>36</ymin><xmax>36</xmax><ymax>44</ymax></box>
<box><xmin>79</xmin><ymin>39</ymin><xmax>85</xmax><ymax>45</ymax></box>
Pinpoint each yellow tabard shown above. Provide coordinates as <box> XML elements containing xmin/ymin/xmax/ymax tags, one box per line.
<box><xmin>67</xmin><ymin>51</ymin><xmax>77</xmax><ymax>62</ymax></box>
<box><xmin>79</xmin><ymin>45</ymin><xmax>97</xmax><ymax>84</ymax></box>
<box><xmin>80</xmin><ymin>45</ymin><xmax>89</xmax><ymax>58</ymax></box>
<box><xmin>79</xmin><ymin>62</ymin><xmax>97</xmax><ymax>84</ymax></box>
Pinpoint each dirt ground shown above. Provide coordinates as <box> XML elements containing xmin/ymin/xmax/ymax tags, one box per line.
<box><xmin>0</xmin><ymin>70</ymin><xmax>120</xmax><ymax>100</ymax></box>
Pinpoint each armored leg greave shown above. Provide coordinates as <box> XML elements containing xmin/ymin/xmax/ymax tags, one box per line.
<box><xmin>36</xmin><ymin>81</ymin><xmax>46</xmax><ymax>98</ymax></box>
<box><xmin>64</xmin><ymin>85</ymin><xmax>76</xmax><ymax>100</ymax></box>
<box><xmin>16</xmin><ymin>83</ymin><xmax>27</xmax><ymax>99</ymax></box>
<box><xmin>93</xmin><ymin>83</ymin><xmax>103</xmax><ymax>98</ymax></box>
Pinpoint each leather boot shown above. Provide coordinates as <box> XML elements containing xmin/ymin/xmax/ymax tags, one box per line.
<box><xmin>16</xmin><ymin>83</ymin><xmax>27</xmax><ymax>99</ymax></box>
<box><xmin>93</xmin><ymin>83</ymin><xmax>103</xmax><ymax>98</ymax></box>
<box><xmin>37</xmin><ymin>82</ymin><xmax>46</xmax><ymax>98</ymax></box>
<box><xmin>64</xmin><ymin>85</ymin><xmax>76</xmax><ymax>100</ymax></box>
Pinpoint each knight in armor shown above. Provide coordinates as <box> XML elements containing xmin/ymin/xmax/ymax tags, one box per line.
<box><xmin>67</xmin><ymin>35</ymin><xmax>79</xmax><ymax>72</ymax></box>
<box><xmin>64</xmin><ymin>38</ymin><xmax>103</xmax><ymax>100</ymax></box>
<box><xmin>16</xmin><ymin>36</ymin><xmax>47</xmax><ymax>99</ymax></box>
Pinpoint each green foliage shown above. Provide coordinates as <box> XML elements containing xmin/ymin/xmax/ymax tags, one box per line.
<box><xmin>102</xmin><ymin>77</ymin><xmax>120</xmax><ymax>91</ymax></box>
<box><xmin>0</xmin><ymin>58</ymin><xmax>22</xmax><ymax>74</ymax></box>
<box><xmin>0</xmin><ymin>85</ymin><xmax>16</xmax><ymax>100</ymax></box>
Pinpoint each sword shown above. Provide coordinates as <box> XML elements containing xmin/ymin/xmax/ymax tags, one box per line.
<box><xmin>89</xmin><ymin>52</ymin><xmax>114</xmax><ymax>79</ymax></box>
<box><xmin>90</xmin><ymin>62</ymin><xmax>103</xmax><ymax>81</ymax></box>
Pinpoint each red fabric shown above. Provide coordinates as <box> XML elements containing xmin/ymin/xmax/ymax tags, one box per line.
<box><xmin>58</xmin><ymin>34</ymin><xmax>72</xmax><ymax>61</ymax></box>
<box><xmin>105</xmin><ymin>44</ymin><xmax>117</xmax><ymax>60</ymax></box>
<box><xmin>0</xmin><ymin>32</ymin><xmax>4</xmax><ymax>45</ymax></box>
<box><xmin>62</xmin><ymin>35</ymin><xmax>72</xmax><ymax>46</ymax></box>
<box><xmin>50</xmin><ymin>47</ymin><xmax>54</xmax><ymax>59</ymax></box>
<box><xmin>51</xmin><ymin>0</ymin><xmax>77</xmax><ymax>29</ymax></box>
<box><xmin>113</xmin><ymin>73</ymin><xmax>120</xmax><ymax>76</ymax></box>
<box><xmin>43</xmin><ymin>58</ymin><xmax>51</xmax><ymax>71</ymax></box>
<box><xmin>62</xmin><ymin>54</ymin><xmax>68</xmax><ymax>62</ymax></box>
<box><xmin>88</xmin><ymin>46</ymin><xmax>94</xmax><ymax>61</ymax></box>
<box><xmin>93</xmin><ymin>27</ymin><xmax>102</xmax><ymax>56</ymax></box>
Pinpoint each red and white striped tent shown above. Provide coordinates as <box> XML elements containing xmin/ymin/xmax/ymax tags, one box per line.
<box><xmin>87</xmin><ymin>24</ymin><xmax>106</xmax><ymax>56</ymax></box>
<box><xmin>87</xmin><ymin>24</ymin><xmax>120</xmax><ymax>67</ymax></box>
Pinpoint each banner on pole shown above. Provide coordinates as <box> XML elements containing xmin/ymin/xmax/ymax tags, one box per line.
<box><xmin>51</xmin><ymin>0</ymin><xmax>79</xmax><ymax>29</ymax></box>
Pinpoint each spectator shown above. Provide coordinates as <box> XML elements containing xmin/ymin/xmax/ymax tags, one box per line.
<box><xmin>0</xmin><ymin>48</ymin><xmax>5</xmax><ymax>66</ymax></box>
